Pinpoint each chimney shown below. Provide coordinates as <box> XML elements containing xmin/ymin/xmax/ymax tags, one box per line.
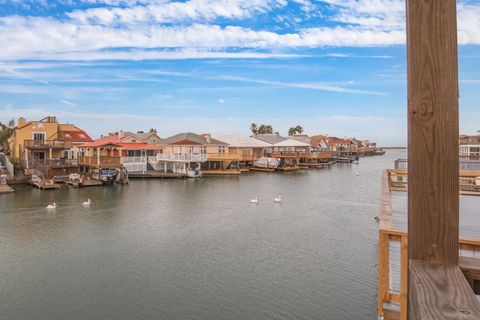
<box><xmin>203</xmin><ymin>133</ymin><xmax>211</xmax><ymax>143</ymax></box>
<box><xmin>18</xmin><ymin>117</ymin><xmax>26</xmax><ymax>127</ymax></box>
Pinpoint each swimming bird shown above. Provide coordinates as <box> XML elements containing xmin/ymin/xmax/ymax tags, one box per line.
<box><xmin>82</xmin><ymin>199</ymin><xmax>91</xmax><ymax>206</ymax></box>
<box><xmin>46</xmin><ymin>203</ymin><xmax>57</xmax><ymax>209</ymax></box>
<box><xmin>250</xmin><ymin>197</ymin><xmax>259</xmax><ymax>204</ymax></box>
<box><xmin>274</xmin><ymin>195</ymin><xmax>282</xmax><ymax>203</ymax></box>
<box><xmin>374</xmin><ymin>216</ymin><xmax>380</xmax><ymax>223</ymax></box>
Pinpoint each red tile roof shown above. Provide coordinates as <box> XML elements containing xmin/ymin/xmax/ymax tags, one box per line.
<box><xmin>79</xmin><ymin>135</ymin><xmax>121</xmax><ymax>148</ymax></box>
<box><xmin>79</xmin><ymin>134</ymin><xmax>162</xmax><ymax>150</ymax></box>
<box><xmin>62</xmin><ymin>130</ymin><xmax>93</xmax><ymax>143</ymax></box>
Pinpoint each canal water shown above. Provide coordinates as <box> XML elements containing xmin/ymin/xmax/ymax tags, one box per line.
<box><xmin>0</xmin><ymin>150</ymin><xmax>405</xmax><ymax>320</ymax></box>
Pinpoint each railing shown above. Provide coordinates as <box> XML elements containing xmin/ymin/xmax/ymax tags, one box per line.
<box><xmin>379</xmin><ymin>228</ymin><xmax>480</xmax><ymax>320</ymax></box>
<box><xmin>264</xmin><ymin>151</ymin><xmax>308</xmax><ymax>158</ymax></box>
<box><xmin>151</xmin><ymin>153</ymin><xmax>208</xmax><ymax>162</ymax></box>
<box><xmin>206</xmin><ymin>153</ymin><xmax>241</xmax><ymax>161</ymax></box>
<box><xmin>78</xmin><ymin>156</ymin><xmax>121</xmax><ymax>166</ymax></box>
<box><xmin>22</xmin><ymin>158</ymin><xmax>78</xmax><ymax>169</ymax></box>
<box><xmin>121</xmin><ymin>157</ymin><xmax>147</xmax><ymax>164</ymax></box>
<box><xmin>387</xmin><ymin>168</ymin><xmax>480</xmax><ymax>195</ymax></box>
<box><xmin>121</xmin><ymin>157</ymin><xmax>147</xmax><ymax>172</ymax></box>
<box><xmin>24</xmin><ymin>140</ymin><xmax>72</xmax><ymax>149</ymax></box>
<box><xmin>0</xmin><ymin>153</ymin><xmax>14</xmax><ymax>178</ymax></box>
<box><xmin>395</xmin><ymin>157</ymin><xmax>480</xmax><ymax>171</ymax></box>
<box><xmin>378</xmin><ymin>170</ymin><xmax>480</xmax><ymax>319</ymax></box>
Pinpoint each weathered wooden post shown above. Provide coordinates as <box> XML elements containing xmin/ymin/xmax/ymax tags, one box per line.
<box><xmin>407</xmin><ymin>0</ymin><xmax>480</xmax><ymax>318</ymax></box>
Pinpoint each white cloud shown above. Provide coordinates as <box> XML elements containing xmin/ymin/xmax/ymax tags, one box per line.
<box><xmin>214</xmin><ymin>75</ymin><xmax>386</xmax><ymax>95</ymax></box>
<box><xmin>0</xmin><ymin>0</ymin><xmax>478</xmax><ymax>61</ymax></box>
<box><xmin>60</xmin><ymin>99</ymin><xmax>77</xmax><ymax>106</ymax></box>
<box><xmin>67</xmin><ymin>0</ymin><xmax>287</xmax><ymax>25</ymax></box>
<box><xmin>217</xmin><ymin>98</ymin><xmax>225</xmax><ymax>104</ymax></box>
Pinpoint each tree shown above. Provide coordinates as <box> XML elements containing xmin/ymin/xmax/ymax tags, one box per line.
<box><xmin>250</xmin><ymin>123</ymin><xmax>258</xmax><ymax>135</ymax></box>
<box><xmin>0</xmin><ymin>120</ymin><xmax>14</xmax><ymax>151</ymax></box>
<box><xmin>257</xmin><ymin>124</ymin><xmax>274</xmax><ymax>134</ymax></box>
<box><xmin>288</xmin><ymin>125</ymin><xmax>304</xmax><ymax>136</ymax></box>
<box><xmin>149</xmin><ymin>128</ymin><xmax>157</xmax><ymax>134</ymax></box>
<box><xmin>137</xmin><ymin>130</ymin><xmax>145</xmax><ymax>134</ymax></box>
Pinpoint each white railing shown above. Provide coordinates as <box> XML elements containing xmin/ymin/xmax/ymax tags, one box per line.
<box><xmin>150</xmin><ymin>153</ymin><xmax>208</xmax><ymax>162</ymax></box>
<box><xmin>121</xmin><ymin>157</ymin><xmax>147</xmax><ymax>164</ymax></box>
<box><xmin>0</xmin><ymin>153</ymin><xmax>14</xmax><ymax>178</ymax></box>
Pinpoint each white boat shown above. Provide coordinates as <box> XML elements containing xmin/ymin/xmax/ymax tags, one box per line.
<box><xmin>253</xmin><ymin>157</ymin><xmax>280</xmax><ymax>169</ymax></box>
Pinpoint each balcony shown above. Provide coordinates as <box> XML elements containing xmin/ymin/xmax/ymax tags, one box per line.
<box><xmin>24</xmin><ymin>140</ymin><xmax>72</xmax><ymax>150</ymax></box>
<box><xmin>78</xmin><ymin>156</ymin><xmax>122</xmax><ymax>168</ymax></box>
<box><xmin>151</xmin><ymin>153</ymin><xmax>208</xmax><ymax>162</ymax></box>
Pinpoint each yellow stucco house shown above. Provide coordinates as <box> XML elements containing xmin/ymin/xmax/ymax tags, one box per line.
<box><xmin>8</xmin><ymin>116</ymin><xmax>93</xmax><ymax>172</ymax></box>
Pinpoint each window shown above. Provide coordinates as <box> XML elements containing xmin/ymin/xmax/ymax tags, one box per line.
<box><xmin>151</xmin><ymin>139</ymin><xmax>156</xmax><ymax>144</ymax></box>
<box><xmin>33</xmin><ymin>133</ymin><xmax>45</xmax><ymax>141</ymax></box>
<box><xmin>201</xmin><ymin>146</ymin><xmax>207</xmax><ymax>154</ymax></box>
<box><xmin>219</xmin><ymin>146</ymin><xmax>226</xmax><ymax>154</ymax></box>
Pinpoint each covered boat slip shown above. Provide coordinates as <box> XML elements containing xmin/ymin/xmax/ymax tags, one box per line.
<box><xmin>378</xmin><ymin>171</ymin><xmax>480</xmax><ymax>319</ymax></box>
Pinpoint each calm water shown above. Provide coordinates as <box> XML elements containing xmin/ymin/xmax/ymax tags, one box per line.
<box><xmin>0</xmin><ymin>150</ymin><xmax>405</xmax><ymax>320</ymax></box>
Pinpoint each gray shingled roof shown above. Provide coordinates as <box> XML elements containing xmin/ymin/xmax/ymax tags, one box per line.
<box><xmin>253</xmin><ymin>134</ymin><xmax>286</xmax><ymax>144</ymax></box>
<box><xmin>161</xmin><ymin>132</ymin><xmax>228</xmax><ymax>145</ymax></box>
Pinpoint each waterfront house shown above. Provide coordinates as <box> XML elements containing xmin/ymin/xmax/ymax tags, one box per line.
<box><xmin>459</xmin><ymin>144</ymin><xmax>480</xmax><ymax>160</ymax></box>
<box><xmin>253</xmin><ymin>134</ymin><xmax>311</xmax><ymax>170</ymax></box>
<box><xmin>309</xmin><ymin>135</ymin><xmax>330</xmax><ymax>152</ymax></box>
<box><xmin>327</xmin><ymin>137</ymin><xmax>353</xmax><ymax>157</ymax></box>
<box><xmin>152</xmin><ymin>132</ymin><xmax>234</xmax><ymax>176</ymax></box>
<box><xmin>213</xmin><ymin>134</ymin><xmax>271</xmax><ymax>171</ymax></box>
<box><xmin>459</xmin><ymin>134</ymin><xmax>480</xmax><ymax>160</ymax></box>
<box><xmin>292</xmin><ymin>134</ymin><xmax>333</xmax><ymax>167</ymax></box>
<box><xmin>78</xmin><ymin>133</ymin><xmax>163</xmax><ymax>174</ymax></box>
<box><xmin>8</xmin><ymin>116</ymin><xmax>93</xmax><ymax>177</ymax></box>
<box><xmin>460</xmin><ymin>134</ymin><xmax>480</xmax><ymax>145</ymax></box>
<box><xmin>143</xmin><ymin>132</ymin><xmax>211</xmax><ymax>177</ymax></box>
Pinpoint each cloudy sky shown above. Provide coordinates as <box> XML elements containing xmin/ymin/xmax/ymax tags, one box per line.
<box><xmin>1</xmin><ymin>0</ymin><xmax>480</xmax><ymax>145</ymax></box>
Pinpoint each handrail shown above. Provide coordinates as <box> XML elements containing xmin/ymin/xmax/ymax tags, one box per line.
<box><xmin>0</xmin><ymin>153</ymin><xmax>14</xmax><ymax>178</ymax></box>
<box><xmin>151</xmin><ymin>153</ymin><xmax>208</xmax><ymax>162</ymax></box>
<box><xmin>378</xmin><ymin>171</ymin><xmax>480</xmax><ymax>319</ymax></box>
<box><xmin>78</xmin><ymin>156</ymin><xmax>121</xmax><ymax>166</ymax></box>
<box><xmin>24</xmin><ymin>140</ymin><xmax>73</xmax><ymax>149</ymax></box>
<box><xmin>386</xmin><ymin>168</ymin><xmax>480</xmax><ymax>195</ymax></box>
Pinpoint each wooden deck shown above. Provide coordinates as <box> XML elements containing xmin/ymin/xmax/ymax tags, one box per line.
<box><xmin>128</xmin><ymin>172</ymin><xmax>183</xmax><ymax>179</ymax></box>
<box><xmin>202</xmin><ymin>169</ymin><xmax>241</xmax><ymax>176</ymax></box>
<box><xmin>378</xmin><ymin>171</ymin><xmax>480</xmax><ymax>320</ymax></box>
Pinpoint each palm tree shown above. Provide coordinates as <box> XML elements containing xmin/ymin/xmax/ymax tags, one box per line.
<box><xmin>250</xmin><ymin>123</ymin><xmax>258</xmax><ymax>135</ymax></box>
<box><xmin>288</xmin><ymin>125</ymin><xmax>304</xmax><ymax>136</ymax></box>
<box><xmin>149</xmin><ymin>128</ymin><xmax>157</xmax><ymax>134</ymax></box>
<box><xmin>258</xmin><ymin>124</ymin><xmax>274</xmax><ymax>134</ymax></box>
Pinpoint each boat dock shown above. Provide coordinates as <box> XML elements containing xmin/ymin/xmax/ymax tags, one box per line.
<box><xmin>0</xmin><ymin>184</ymin><xmax>14</xmax><ymax>194</ymax></box>
<box><xmin>128</xmin><ymin>172</ymin><xmax>183</xmax><ymax>179</ymax></box>
<box><xmin>29</xmin><ymin>180</ymin><xmax>61</xmax><ymax>190</ymax></box>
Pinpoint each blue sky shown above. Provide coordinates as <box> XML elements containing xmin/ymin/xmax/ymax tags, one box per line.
<box><xmin>0</xmin><ymin>0</ymin><xmax>479</xmax><ymax>146</ymax></box>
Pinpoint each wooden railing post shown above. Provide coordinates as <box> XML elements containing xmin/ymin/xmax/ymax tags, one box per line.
<box><xmin>378</xmin><ymin>230</ymin><xmax>389</xmax><ymax>317</ymax></box>
<box><xmin>407</xmin><ymin>0</ymin><xmax>459</xmax><ymax>265</ymax></box>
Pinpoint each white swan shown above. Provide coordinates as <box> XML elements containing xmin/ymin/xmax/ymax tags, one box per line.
<box><xmin>274</xmin><ymin>195</ymin><xmax>282</xmax><ymax>203</ymax></box>
<box><xmin>82</xmin><ymin>199</ymin><xmax>91</xmax><ymax>206</ymax></box>
<box><xmin>46</xmin><ymin>203</ymin><xmax>57</xmax><ymax>209</ymax></box>
<box><xmin>250</xmin><ymin>197</ymin><xmax>259</xmax><ymax>204</ymax></box>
